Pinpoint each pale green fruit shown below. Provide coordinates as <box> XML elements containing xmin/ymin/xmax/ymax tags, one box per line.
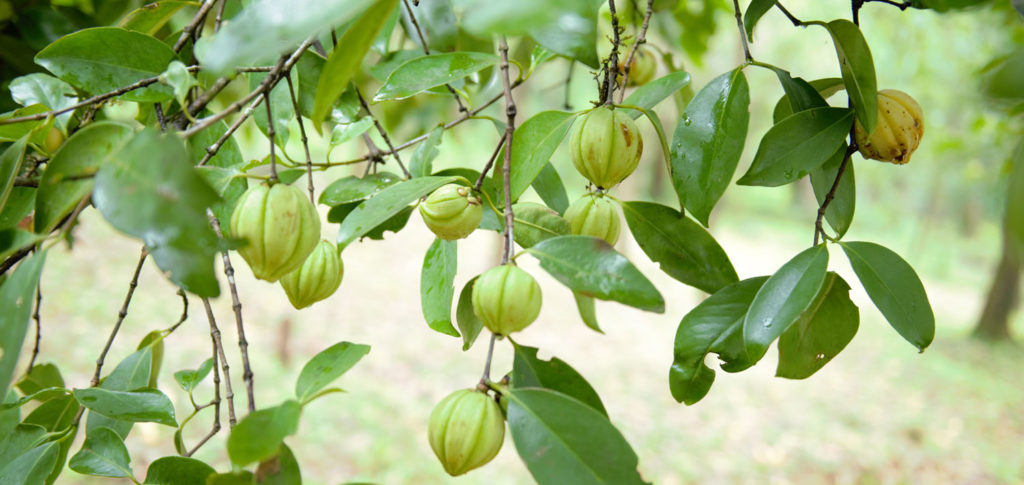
<box><xmin>229</xmin><ymin>182</ymin><xmax>320</xmax><ymax>282</ymax></box>
<box><xmin>419</xmin><ymin>184</ymin><xmax>483</xmax><ymax>240</ymax></box>
<box><xmin>569</xmin><ymin>107</ymin><xmax>644</xmax><ymax>189</ymax></box>
<box><xmin>472</xmin><ymin>265</ymin><xmax>542</xmax><ymax>335</ymax></box>
<box><xmin>622</xmin><ymin>46</ymin><xmax>657</xmax><ymax>86</ymax></box>
<box><xmin>564</xmin><ymin>193</ymin><xmax>621</xmax><ymax>245</ymax></box>
<box><xmin>280</xmin><ymin>240</ymin><xmax>343</xmax><ymax>309</ymax></box>
<box><xmin>428</xmin><ymin>389</ymin><xmax>505</xmax><ymax>476</ymax></box>
<box><xmin>854</xmin><ymin>89</ymin><xmax>924</xmax><ymax>165</ymax></box>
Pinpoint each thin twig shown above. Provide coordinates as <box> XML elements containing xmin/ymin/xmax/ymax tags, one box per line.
<box><xmin>356</xmin><ymin>88</ymin><xmax>412</xmax><ymax>178</ymax></box>
<box><xmin>402</xmin><ymin>0</ymin><xmax>468</xmax><ymax>113</ymax></box>
<box><xmin>564</xmin><ymin>65</ymin><xmax>574</xmax><ymax>110</ymax></box>
<box><xmin>184</xmin><ymin>337</ymin><xmax>221</xmax><ymax>457</ymax></box>
<box><xmin>731</xmin><ymin>0</ymin><xmax>753</xmax><ymax>62</ymax></box>
<box><xmin>618</xmin><ymin>0</ymin><xmax>655</xmax><ymax>102</ymax></box>
<box><xmin>813</xmin><ymin>145</ymin><xmax>857</xmax><ymax>245</ymax></box>
<box><xmin>25</xmin><ymin>283</ymin><xmax>42</xmax><ymax>373</ymax></box>
<box><xmin>285</xmin><ymin>74</ymin><xmax>316</xmax><ymax>203</ymax></box>
<box><xmin>602</xmin><ymin>0</ymin><xmax>624</xmax><ymax>105</ymax></box>
<box><xmin>90</xmin><ymin>247</ymin><xmax>148</xmax><ymax>387</ymax></box>
<box><xmin>474</xmin><ymin>137</ymin><xmax>506</xmax><ymax>191</ymax></box>
<box><xmin>498</xmin><ymin>37</ymin><xmax>516</xmax><ymax>263</ymax></box>
<box><xmin>155</xmin><ymin>103</ymin><xmax>167</xmax><ymax>132</ymax></box>
<box><xmin>775</xmin><ymin>2</ymin><xmax>805</xmax><ymax>26</ymax></box>
<box><xmin>167</xmin><ymin>289</ymin><xmax>189</xmax><ymax>334</ymax></box>
<box><xmin>197</xmin><ymin>92</ymin><xmax>266</xmax><ymax>166</ymax></box>
<box><xmin>202</xmin><ymin>297</ymin><xmax>237</xmax><ymax>426</ymax></box>
<box><xmin>174</xmin><ymin>0</ymin><xmax>217</xmax><ymax>52</ymax></box>
<box><xmin>265</xmin><ymin>92</ymin><xmax>279</xmax><ymax>182</ymax></box>
<box><xmin>214</xmin><ymin>0</ymin><xmax>228</xmax><ymax>32</ymax></box>
<box><xmin>480</xmin><ymin>333</ymin><xmax>497</xmax><ymax>383</ymax></box>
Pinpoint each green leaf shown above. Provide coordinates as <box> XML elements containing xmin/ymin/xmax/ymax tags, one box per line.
<box><xmin>72</xmin><ymin>388</ymin><xmax>177</xmax><ymax>426</ymax></box>
<box><xmin>17</xmin><ymin>363</ymin><xmax>64</xmax><ymax>397</ymax></box>
<box><xmin>255</xmin><ymin>444</ymin><xmax>301</xmax><ymax>485</ymax></box>
<box><xmin>622</xmin><ymin>70</ymin><xmax>693</xmax><ymax>120</ymax></box>
<box><xmin>495</xmin><ymin>111</ymin><xmax>576</xmax><ymax>204</ymax></box>
<box><xmin>330</xmin><ymin>118</ymin><xmax>374</xmax><ymax>147</ymax></box>
<box><xmin>373</xmin><ymin>52</ymin><xmax>499</xmax><ymax>101</ymax></box>
<box><xmin>194</xmin><ymin>0</ymin><xmax>376</xmax><ymax>73</ymax></box>
<box><xmin>68</xmin><ymin>427</ymin><xmax>132</xmax><ymax>478</ymax></box>
<box><xmin>227</xmin><ymin>400</ymin><xmax>301</xmax><ymax>466</ymax></box>
<box><xmin>0</xmin><ymin>442</ymin><xmax>59</xmax><ymax>485</ymax></box>
<box><xmin>34</xmin><ymin>27</ymin><xmax>176</xmax><ymax>102</ymax></box>
<box><xmin>0</xmin><ymin>105</ymin><xmax>47</xmax><ymax>143</ymax></box>
<box><xmin>294</xmin><ymin>342</ymin><xmax>370</xmax><ymax>403</ymax></box>
<box><xmin>736</xmin><ymin>107</ymin><xmax>853</xmax><ymax>187</ymax></box>
<box><xmin>455</xmin><ymin>276</ymin><xmax>483</xmax><ymax>351</ymax></box>
<box><xmin>0</xmin><ymin>187</ymin><xmax>35</xmax><ymax>229</ymax></box>
<box><xmin>312</xmin><ymin>0</ymin><xmax>399</xmax><ymax>130</ymax></box>
<box><xmin>0</xmin><ymin>230</ymin><xmax>45</xmax><ymax>262</ymax></box>
<box><xmin>530</xmin><ymin>162</ymin><xmax>569</xmax><ymax>215</ymax></box>
<box><xmin>776</xmin><ymin>272</ymin><xmax>859</xmax><ymax>379</ymax></box>
<box><xmin>206</xmin><ymin>471</ymin><xmax>255</xmax><ymax>484</ymax></box>
<box><xmin>9</xmin><ymin>74</ymin><xmax>76</xmax><ymax>130</ymax></box>
<box><xmin>409</xmin><ymin>125</ymin><xmax>443</xmax><ymax>178</ymax></box>
<box><xmin>93</xmin><ymin>128</ymin><xmax>222</xmax><ymax>297</ymax></box>
<box><xmin>743</xmin><ymin>0</ymin><xmax>777</xmax><ymax>41</ymax></box>
<box><xmin>572</xmin><ymin>292</ymin><xmax>601</xmax><ymax>333</ymax></box>
<box><xmin>248</xmin><ymin>71</ymin><xmax>293</xmax><ymax>149</ymax></box>
<box><xmin>87</xmin><ymin>345</ymin><xmax>154</xmax><ymax>439</ymax></box>
<box><xmin>511</xmin><ymin>344</ymin><xmax>606</xmax><ymax>416</ymax></box>
<box><xmin>173</xmin><ymin>358</ymin><xmax>214</xmax><ymax>393</ymax></box>
<box><xmin>0</xmin><ymin>251</ymin><xmax>46</xmax><ymax>400</ymax></box>
<box><xmin>821</xmin><ymin>20</ymin><xmax>877</xmax><ymax>135</ymax></box>
<box><xmin>669</xmin><ymin>276</ymin><xmax>767</xmax><ymax>405</ymax></box>
<box><xmin>319</xmin><ymin>172</ymin><xmax>401</xmax><ymax>207</ymax></box>
<box><xmin>402</xmin><ymin>0</ymin><xmax>456</xmax><ymax>52</ymax></box>
<box><xmin>138</xmin><ymin>331</ymin><xmax>164</xmax><ymax>389</ymax></box>
<box><xmin>772</xmin><ymin>78</ymin><xmax>844</xmax><ymax>123</ymax></box>
<box><xmin>142</xmin><ymin>456</ymin><xmax>215</xmax><ymax>484</ymax></box>
<box><xmin>0</xmin><ymin>138</ymin><xmax>27</xmax><ymax>213</ymax></box>
<box><xmin>336</xmin><ymin>176</ymin><xmax>457</xmax><ymax>248</ymax></box>
<box><xmin>34</xmin><ymin>121</ymin><xmax>133</xmax><ymax>233</ymax></box>
<box><xmin>187</xmin><ymin>120</ymin><xmax>245</xmax><ymax>169</ymax></box>
<box><xmin>420</xmin><ymin>238</ymin><xmax>459</xmax><ymax>337</ymax></box>
<box><xmin>23</xmin><ymin>394</ymin><xmax>78</xmax><ymax>432</ymax></box>
<box><xmin>118</xmin><ymin>1</ymin><xmax>193</xmax><ymax>35</ymax></box>
<box><xmin>670</xmin><ymin>69</ymin><xmax>749</xmax><ymax>226</ymax></box>
<box><xmin>505</xmin><ymin>388</ymin><xmax>646</xmax><ymax>485</ymax></box>
<box><xmin>294</xmin><ymin>51</ymin><xmax>326</xmax><ymax>119</ymax></box>
<box><xmin>809</xmin><ymin>144</ymin><xmax>855</xmax><ymax>238</ymax></box>
<box><xmin>529</xmin><ymin>0</ymin><xmax>599</xmax><ymax>68</ymax></box>
<box><xmin>0</xmin><ymin>423</ymin><xmax>47</xmax><ymax>471</ymax></box>
<box><xmin>512</xmin><ymin>202</ymin><xmax>570</xmax><ymax>249</ymax></box>
<box><xmin>526</xmin><ymin>235</ymin><xmax>664</xmax><ymax>313</ymax></box>
<box><xmin>743</xmin><ymin>245</ymin><xmax>829</xmax><ymax>362</ymax></box>
<box><xmin>620</xmin><ymin>201</ymin><xmax>738</xmax><ymax>294</ymax></box>
<box><xmin>461</xmin><ymin>0</ymin><xmax>562</xmax><ymax>37</ymax></box>
<box><xmin>840</xmin><ymin>241</ymin><xmax>934</xmax><ymax>351</ymax></box>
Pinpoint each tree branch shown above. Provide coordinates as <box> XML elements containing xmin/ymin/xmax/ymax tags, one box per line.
<box><xmin>90</xmin><ymin>247</ymin><xmax>148</xmax><ymax>388</ymax></box>
<box><xmin>202</xmin><ymin>297</ymin><xmax>237</xmax><ymax>427</ymax></box>
<box><xmin>618</xmin><ymin>0</ymin><xmax>656</xmax><ymax>102</ymax></box>
<box><xmin>285</xmin><ymin>73</ymin><xmax>316</xmax><ymax>203</ymax></box>
<box><xmin>731</xmin><ymin>0</ymin><xmax>753</xmax><ymax>62</ymax></box>
<box><xmin>356</xmin><ymin>88</ymin><xmax>412</xmax><ymax>179</ymax></box>
<box><xmin>498</xmin><ymin>36</ymin><xmax>517</xmax><ymax>264</ymax></box>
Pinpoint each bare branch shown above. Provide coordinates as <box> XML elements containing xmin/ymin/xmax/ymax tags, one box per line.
<box><xmin>285</xmin><ymin>74</ymin><xmax>316</xmax><ymax>203</ymax></box>
<box><xmin>619</xmin><ymin>0</ymin><xmax>656</xmax><ymax>102</ymax></box>
<box><xmin>202</xmin><ymin>297</ymin><xmax>237</xmax><ymax>427</ymax></box>
<box><xmin>356</xmin><ymin>88</ymin><xmax>412</xmax><ymax>179</ymax></box>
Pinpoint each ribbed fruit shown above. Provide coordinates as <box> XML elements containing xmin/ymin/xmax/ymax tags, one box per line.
<box><xmin>229</xmin><ymin>182</ymin><xmax>320</xmax><ymax>282</ymax></box>
<box><xmin>471</xmin><ymin>265</ymin><xmax>542</xmax><ymax>335</ymax></box>
<box><xmin>428</xmin><ymin>389</ymin><xmax>505</xmax><ymax>476</ymax></box>
<box><xmin>569</xmin><ymin>107</ymin><xmax>643</xmax><ymax>189</ymax></box>
<box><xmin>279</xmin><ymin>240</ymin><xmax>343</xmax><ymax>309</ymax></box>
<box><xmin>623</xmin><ymin>46</ymin><xmax>657</xmax><ymax>86</ymax></box>
<box><xmin>854</xmin><ymin>89</ymin><xmax>924</xmax><ymax>165</ymax></box>
<box><xmin>564</xmin><ymin>193</ymin><xmax>621</xmax><ymax>245</ymax></box>
<box><xmin>419</xmin><ymin>184</ymin><xmax>483</xmax><ymax>240</ymax></box>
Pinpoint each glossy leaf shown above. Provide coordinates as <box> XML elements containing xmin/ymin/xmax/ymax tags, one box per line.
<box><xmin>529</xmin><ymin>0</ymin><xmax>599</xmax><ymax>68</ymax></box>
<box><xmin>319</xmin><ymin>172</ymin><xmax>401</xmax><ymax>207</ymax></box>
<box><xmin>336</xmin><ymin>176</ymin><xmax>457</xmax><ymax>247</ymax></box>
<box><xmin>373</xmin><ymin>52</ymin><xmax>499</xmax><ymax>101</ymax></box>
<box><xmin>669</xmin><ymin>276</ymin><xmax>767</xmax><ymax>405</ymax></box>
<box><xmin>744</xmin><ymin>0</ymin><xmax>777</xmax><ymax>41</ymax></box>
<box><xmin>87</xmin><ymin>345</ymin><xmax>154</xmax><ymax>439</ymax></box>
<box><xmin>227</xmin><ymin>400</ymin><xmax>301</xmax><ymax>466</ymax></box>
<box><xmin>821</xmin><ymin>20</ymin><xmax>877</xmax><ymax>135</ymax></box>
<box><xmin>72</xmin><ymin>388</ymin><xmax>177</xmax><ymax>426</ymax></box>
<box><xmin>409</xmin><ymin>125</ymin><xmax>444</xmax><ymax>178</ymax></box>
<box><xmin>743</xmin><ymin>245</ymin><xmax>829</xmax><ymax>361</ymax></box>
<box><xmin>777</xmin><ymin>272</ymin><xmax>859</xmax><ymax>379</ymax></box>
<box><xmin>34</xmin><ymin>121</ymin><xmax>133</xmax><ymax>233</ymax></box>
<box><xmin>255</xmin><ymin>444</ymin><xmax>301</xmax><ymax>485</ymax></box>
<box><xmin>420</xmin><ymin>238</ymin><xmax>459</xmax><ymax>336</ymax></box>
<box><xmin>530</xmin><ymin>162</ymin><xmax>569</xmax><ymax>215</ymax></box>
<box><xmin>143</xmin><ymin>456</ymin><xmax>215</xmax><ymax>485</ymax></box>
<box><xmin>118</xmin><ymin>1</ymin><xmax>192</xmax><ymax>35</ymax></box>
<box><xmin>248</xmin><ymin>71</ymin><xmax>293</xmax><ymax>148</ymax></box>
<box><xmin>0</xmin><ymin>251</ymin><xmax>46</xmax><ymax>400</ymax></box>
<box><xmin>9</xmin><ymin>74</ymin><xmax>76</xmax><ymax>130</ymax></box>
<box><xmin>573</xmin><ymin>292</ymin><xmax>601</xmax><ymax>333</ymax></box>
<box><xmin>68</xmin><ymin>427</ymin><xmax>132</xmax><ymax>478</ymax></box>
<box><xmin>35</xmin><ymin>27</ymin><xmax>175</xmax><ymax>102</ymax></box>
<box><xmin>0</xmin><ymin>105</ymin><xmax>47</xmax><ymax>142</ymax></box>
<box><xmin>312</xmin><ymin>0</ymin><xmax>399</xmax><ymax>129</ymax></box>
<box><xmin>526</xmin><ymin>235</ymin><xmax>664</xmax><ymax>313</ymax></box>
<box><xmin>23</xmin><ymin>394</ymin><xmax>78</xmax><ymax>432</ymax></box>
<box><xmin>512</xmin><ymin>202</ymin><xmax>570</xmax><ymax>249</ymax></box>
<box><xmin>737</xmin><ymin>107</ymin><xmax>853</xmax><ymax>187</ymax></box>
<box><xmin>496</xmin><ymin>111</ymin><xmax>576</xmax><ymax>204</ymax></box>
<box><xmin>17</xmin><ymin>363</ymin><xmax>64</xmax><ymax>397</ymax></box>
<box><xmin>511</xmin><ymin>344</ymin><xmax>606</xmax><ymax>416</ymax></box>
<box><xmin>207</xmin><ymin>471</ymin><xmax>255</xmax><ymax>485</ymax></box>
<box><xmin>0</xmin><ymin>138</ymin><xmax>27</xmax><ymax>213</ymax></box>
<box><xmin>622</xmin><ymin>70</ymin><xmax>693</xmax><ymax>120</ymax></box>
<box><xmin>809</xmin><ymin>144</ymin><xmax>855</xmax><ymax>238</ymax></box>
<box><xmin>772</xmin><ymin>78</ymin><xmax>845</xmax><ymax>123</ymax></box>
<box><xmin>0</xmin><ymin>230</ymin><xmax>44</xmax><ymax>262</ymax></box>
<box><xmin>670</xmin><ymin>69</ymin><xmax>750</xmax><ymax>226</ymax></box>
<box><xmin>93</xmin><ymin>129</ymin><xmax>222</xmax><ymax>297</ymax></box>
<box><xmin>455</xmin><ymin>276</ymin><xmax>483</xmax><ymax>351</ymax></box>
<box><xmin>840</xmin><ymin>241</ymin><xmax>934</xmax><ymax>351</ymax></box>
<box><xmin>295</xmin><ymin>342</ymin><xmax>370</xmax><ymax>403</ymax></box>
<box><xmin>0</xmin><ymin>423</ymin><xmax>47</xmax><ymax>470</ymax></box>
<box><xmin>402</xmin><ymin>0</ymin><xmax>457</xmax><ymax>52</ymax></box>
<box><xmin>621</xmin><ymin>201</ymin><xmax>738</xmax><ymax>293</ymax></box>
<box><xmin>506</xmin><ymin>388</ymin><xmax>646</xmax><ymax>485</ymax></box>
<box><xmin>194</xmin><ymin>0</ymin><xmax>376</xmax><ymax>73</ymax></box>
<box><xmin>173</xmin><ymin>358</ymin><xmax>214</xmax><ymax>393</ymax></box>
<box><xmin>0</xmin><ymin>442</ymin><xmax>59</xmax><ymax>485</ymax></box>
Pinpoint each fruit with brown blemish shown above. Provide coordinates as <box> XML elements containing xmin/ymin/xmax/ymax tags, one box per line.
<box><xmin>569</xmin><ymin>106</ymin><xmax>644</xmax><ymax>189</ymax></box>
<box><xmin>854</xmin><ymin>89</ymin><xmax>924</xmax><ymax>165</ymax></box>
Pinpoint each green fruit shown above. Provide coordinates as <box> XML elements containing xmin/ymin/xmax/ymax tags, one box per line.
<box><xmin>280</xmin><ymin>240</ymin><xmax>343</xmax><ymax>309</ymax></box>
<box><xmin>472</xmin><ymin>265</ymin><xmax>542</xmax><ymax>335</ymax></box>
<box><xmin>229</xmin><ymin>182</ymin><xmax>320</xmax><ymax>282</ymax></box>
<box><xmin>854</xmin><ymin>89</ymin><xmax>924</xmax><ymax>165</ymax></box>
<box><xmin>622</xmin><ymin>46</ymin><xmax>657</xmax><ymax>86</ymax></box>
<box><xmin>564</xmin><ymin>193</ymin><xmax>621</xmax><ymax>245</ymax></box>
<box><xmin>428</xmin><ymin>389</ymin><xmax>505</xmax><ymax>476</ymax></box>
<box><xmin>419</xmin><ymin>184</ymin><xmax>483</xmax><ymax>240</ymax></box>
<box><xmin>569</xmin><ymin>106</ymin><xmax>643</xmax><ymax>189</ymax></box>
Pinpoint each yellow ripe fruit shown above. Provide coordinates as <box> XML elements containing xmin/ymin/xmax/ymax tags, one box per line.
<box><xmin>419</xmin><ymin>184</ymin><xmax>483</xmax><ymax>240</ymax></box>
<box><xmin>280</xmin><ymin>240</ymin><xmax>343</xmax><ymax>309</ymax></box>
<box><xmin>428</xmin><ymin>389</ymin><xmax>505</xmax><ymax>476</ymax></box>
<box><xmin>569</xmin><ymin>107</ymin><xmax>643</xmax><ymax>189</ymax></box>
<box><xmin>471</xmin><ymin>265</ymin><xmax>542</xmax><ymax>336</ymax></box>
<box><xmin>855</xmin><ymin>89</ymin><xmax>924</xmax><ymax>165</ymax></box>
<box><xmin>622</xmin><ymin>46</ymin><xmax>657</xmax><ymax>86</ymax></box>
<box><xmin>564</xmin><ymin>193</ymin><xmax>621</xmax><ymax>245</ymax></box>
<box><xmin>229</xmin><ymin>182</ymin><xmax>320</xmax><ymax>282</ymax></box>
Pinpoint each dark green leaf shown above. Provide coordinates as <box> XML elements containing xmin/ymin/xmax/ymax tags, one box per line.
<box><xmin>173</xmin><ymin>358</ymin><xmax>214</xmax><ymax>393</ymax></box>
<box><xmin>496</xmin><ymin>111</ymin><xmax>576</xmax><ymax>204</ymax></box>
<box><xmin>0</xmin><ymin>106</ymin><xmax>47</xmax><ymax>143</ymax></box>
<box><xmin>529</xmin><ymin>0</ymin><xmax>599</xmax><ymax>68</ymax></box>
<box><xmin>319</xmin><ymin>172</ymin><xmax>401</xmax><ymax>206</ymax></box>
<box><xmin>506</xmin><ymin>388</ymin><xmax>646</xmax><ymax>485</ymax></box>
<box><xmin>248</xmin><ymin>72</ymin><xmax>294</xmax><ymax>149</ymax></box>
<box><xmin>743</xmin><ymin>245</ymin><xmax>829</xmax><ymax>361</ymax></box>
<box><xmin>409</xmin><ymin>125</ymin><xmax>443</xmax><ymax>178</ymax></box>
<box><xmin>0</xmin><ymin>423</ymin><xmax>47</xmax><ymax>471</ymax></box>
<box><xmin>0</xmin><ymin>138</ymin><xmax>28</xmax><ymax>215</ymax></box>
<box><xmin>227</xmin><ymin>400</ymin><xmax>301</xmax><ymax>466</ymax></box>
<box><xmin>840</xmin><ymin>241</ymin><xmax>934</xmax><ymax>351</ymax></box>
<box><xmin>744</xmin><ymin>0</ymin><xmax>777</xmax><ymax>41</ymax></box>
<box><xmin>295</xmin><ymin>342</ymin><xmax>370</xmax><ymax>402</ymax></box>
<box><xmin>511</xmin><ymin>344</ymin><xmax>606</xmax><ymax>416</ymax></box>
<box><xmin>336</xmin><ymin>176</ymin><xmax>457</xmax><ymax>247</ymax></box>
<box><xmin>420</xmin><ymin>238</ymin><xmax>459</xmax><ymax>337</ymax></box>
<box><xmin>373</xmin><ymin>52</ymin><xmax>499</xmax><ymax>101</ymax></box>
<box><xmin>138</xmin><ymin>331</ymin><xmax>164</xmax><ymax>389</ymax></box>
<box><xmin>512</xmin><ymin>202</ymin><xmax>570</xmax><ymax>249</ymax></box>
<box><xmin>86</xmin><ymin>345</ymin><xmax>152</xmax><ymax>439</ymax></box>
<box><xmin>809</xmin><ymin>144</ymin><xmax>855</xmax><ymax>238</ymax></box>
<box><xmin>207</xmin><ymin>471</ymin><xmax>255</xmax><ymax>485</ymax></box>
<box><xmin>73</xmin><ymin>388</ymin><xmax>177</xmax><ymax>426</ymax></box>
<box><xmin>255</xmin><ymin>444</ymin><xmax>301</xmax><ymax>485</ymax></box>
<box><xmin>34</xmin><ymin>27</ymin><xmax>176</xmax><ymax>102</ymax></box>
<box><xmin>0</xmin><ymin>187</ymin><xmax>35</xmax><ymax>229</ymax></box>
<box><xmin>455</xmin><ymin>276</ymin><xmax>483</xmax><ymax>351</ymax></box>
<box><xmin>777</xmin><ymin>272</ymin><xmax>859</xmax><ymax>379</ymax></box>
<box><xmin>737</xmin><ymin>107</ymin><xmax>853</xmax><ymax>187</ymax></box>
<box><xmin>0</xmin><ymin>442</ymin><xmax>58</xmax><ymax>485</ymax></box>
<box><xmin>772</xmin><ymin>78</ymin><xmax>844</xmax><ymax>123</ymax></box>
<box><xmin>670</xmin><ymin>69</ymin><xmax>749</xmax><ymax>226</ymax></box>
<box><xmin>573</xmin><ymin>292</ymin><xmax>601</xmax><ymax>333</ymax></box>
<box><xmin>526</xmin><ymin>235</ymin><xmax>664</xmax><ymax>313</ymax></box>
<box><xmin>0</xmin><ymin>230</ymin><xmax>44</xmax><ymax>262</ymax></box>
<box><xmin>530</xmin><ymin>162</ymin><xmax>569</xmax><ymax>215</ymax></box>
<box><xmin>23</xmin><ymin>395</ymin><xmax>78</xmax><ymax>432</ymax></box>
<box><xmin>0</xmin><ymin>251</ymin><xmax>46</xmax><ymax>399</ymax></box>
<box><xmin>622</xmin><ymin>70</ymin><xmax>693</xmax><ymax>120</ymax></box>
<box><xmin>187</xmin><ymin>120</ymin><xmax>245</xmax><ymax>169</ymax></box>
<box><xmin>118</xmin><ymin>1</ymin><xmax>192</xmax><ymax>35</ymax></box>
<box><xmin>402</xmin><ymin>0</ymin><xmax>457</xmax><ymax>52</ymax></box>
<box><xmin>669</xmin><ymin>276</ymin><xmax>767</xmax><ymax>405</ymax></box>
<box><xmin>143</xmin><ymin>456</ymin><xmax>215</xmax><ymax>484</ymax></box>
<box><xmin>68</xmin><ymin>427</ymin><xmax>132</xmax><ymax>478</ymax></box>
<box><xmin>821</xmin><ymin>20</ymin><xmax>877</xmax><ymax>135</ymax></box>
<box><xmin>17</xmin><ymin>364</ymin><xmax>64</xmax><ymax>397</ymax></box>
<box><xmin>93</xmin><ymin>128</ymin><xmax>222</xmax><ymax>297</ymax></box>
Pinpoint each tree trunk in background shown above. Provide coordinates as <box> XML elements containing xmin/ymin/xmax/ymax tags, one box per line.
<box><xmin>974</xmin><ymin>229</ymin><xmax>1022</xmax><ymax>340</ymax></box>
